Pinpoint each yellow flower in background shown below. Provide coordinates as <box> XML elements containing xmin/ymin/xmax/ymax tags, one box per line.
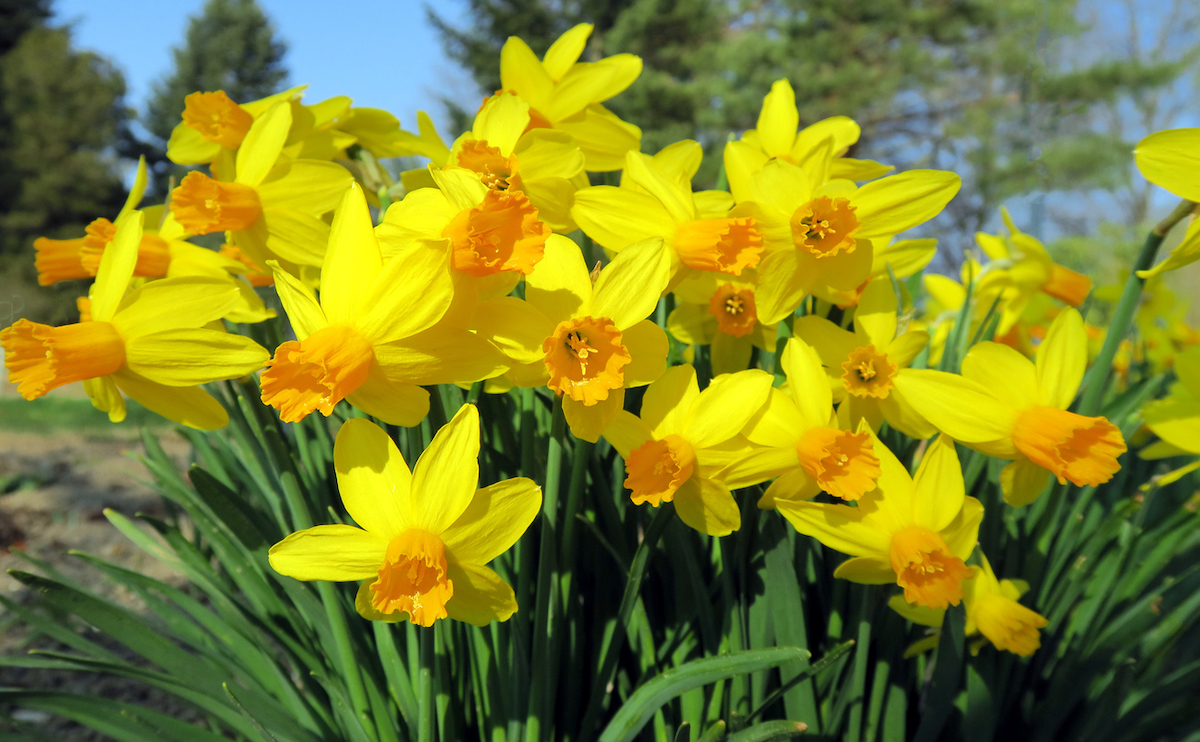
<box><xmin>896</xmin><ymin>308</ymin><xmax>1127</xmax><ymax>505</ymax></box>
<box><xmin>170</xmin><ymin>101</ymin><xmax>353</xmax><ymax>271</ymax></box>
<box><xmin>779</xmin><ymin>434</ymin><xmax>982</xmax><ymax>610</ymax></box>
<box><xmin>261</xmin><ymin>184</ymin><xmax>503</xmax><ymax>426</ymax></box>
<box><xmin>498</xmin><ymin>23</ymin><xmax>643</xmax><ymax>171</ymax></box>
<box><xmin>794</xmin><ymin>276</ymin><xmax>935</xmax><ymax>438</ymax></box>
<box><xmin>1140</xmin><ymin>347</ymin><xmax>1200</xmax><ymax>485</ymax></box>
<box><xmin>890</xmin><ymin>552</ymin><xmax>1047</xmax><ymax>657</ymax></box>
<box><xmin>574</xmin><ymin>143</ymin><xmax>763</xmax><ymax>286</ymax></box>
<box><xmin>1132</xmin><ymin>129</ymin><xmax>1200</xmax><ymax>278</ymax></box>
<box><xmin>601</xmin><ymin>365</ymin><xmax>772</xmax><ymax>535</ymax></box>
<box><xmin>666</xmin><ymin>272</ymin><xmax>778</xmax><ymax>375</ymax></box>
<box><xmin>719</xmin><ymin>338</ymin><xmax>881</xmax><ymax>507</ymax></box>
<box><xmin>730</xmin><ymin>158</ymin><xmax>960</xmax><ymax>321</ymax></box>
<box><xmin>269</xmin><ymin>409</ymin><xmax>541</xmax><ymax>627</ymax></box>
<box><xmin>473</xmin><ymin>235</ymin><xmax>671</xmax><ymax>442</ymax></box>
<box><xmin>823</xmin><ymin>237</ymin><xmax>939</xmax><ymax>308</ymax></box>
<box><xmin>2</xmin><ymin>210</ymin><xmax>268</xmax><ymax>429</ymax></box>
<box><xmin>167</xmin><ymin>87</ymin><xmax>304</xmax><ymax>165</ymax></box>
<box><xmin>725</xmin><ymin>79</ymin><xmax>893</xmax><ymax>203</ymax></box>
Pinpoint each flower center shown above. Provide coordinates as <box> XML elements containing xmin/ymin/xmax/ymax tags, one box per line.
<box><xmin>260</xmin><ymin>325</ymin><xmax>375</xmax><ymax>422</ymax></box>
<box><xmin>75</xmin><ymin>218</ymin><xmax>172</xmax><ymax>280</ymax></box>
<box><xmin>791</xmin><ymin>196</ymin><xmax>861</xmax><ymax>258</ymax></box>
<box><xmin>442</xmin><ymin>189</ymin><xmax>549</xmax><ymax>276</ymax></box>
<box><xmin>181</xmin><ymin>91</ymin><xmax>254</xmax><ymax>149</ymax></box>
<box><xmin>456</xmin><ymin>139</ymin><xmax>523</xmax><ymax>192</ymax></box>
<box><xmin>1011</xmin><ymin>406</ymin><xmax>1126</xmax><ymax>487</ymax></box>
<box><xmin>1041</xmin><ymin>264</ymin><xmax>1092</xmax><ymax>307</ymax></box>
<box><xmin>795</xmin><ymin>427</ymin><xmax>880</xmax><ymax>501</ymax></box>
<box><xmin>970</xmin><ymin>592</ymin><xmax>1048</xmax><ymax>657</ymax></box>
<box><xmin>624</xmin><ymin>434</ymin><xmax>696</xmax><ymax>506</ymax></box>
<box><xmin>674</xmin><ymin>218</ymin><xmax>763</xmax><ymax>275</ymax></box>
<box><xmin>707</xmin><ymin>283</ymin><xmax>758</xmax><ymax>338</ymax></box>
<box><xmin>369</xmin><ymin>529</ymin><xmax>454</xmax><ymax>627</ymax></box>
<box><xmin>841</xmin><ymin>345</ymin><xmax>896</xmax><ymax>398</ymax></box>
<box><xmin>888</xmin><ymin>525</ymin><xmax>972</xmax><ymax>609</ymax></box>
<box><xmin>1</xmin><ymin>319</ymin><xmax>125</xmax><ymax>400</ymax></box>
<box><xmin>542</xmin><ymin>316</ymin><xmax>630</xmax><ymax>405</ymax></box>
<box><xmin>171</xmin><ymin>172</ymin><xmax>263</xmax><ymax>235</ymax></box>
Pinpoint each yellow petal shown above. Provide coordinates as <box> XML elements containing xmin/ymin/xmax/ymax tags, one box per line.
<box><xmin>554</xmin><ymin>103</ymin><xmax>641</xmax><ymax>172</ymax></box>
<box><xmin>781</xmin><ymin>338</ymin><xmax>833</xmax><ymax>429</ymax></box>
<box><xmin>1137</xmin><ymin>217</ymin><xmax>1200</xmax><ymax>278</ymax></box>
<box><xmin>752</xmin><ymin>159</ymin><xmax>812</xmax><ymax>216</ymax></box>
<box><xmin>321</xmin><ymin>184</ymin><xmax>383</xmax><ymax>325</ymax></box>
<box><xmin>442</xmin><ymin>477</ymin><xmax>541</xmax><ymax>564</ymax></box>
<box><xmin>92</xmin><ymin>210</ymin><xmax>144</xmax><ymax>323</ymax></box>
<box><xmin>686</xmin><ymin>369</ymin><xmax>774</xmax><ymax>448</ymax></box>
<box><xmin>411</xmin><ymin>404</ymin><xmax>480</xmax><ymax>533</ymax></box>
<box><xmin>542</xmin><ymin>23</ymin><xmax>593</xmax><ymax>80</ymax></box>
<box><xmin>852</xmin><ymin>170</ymin><xmax>961</xmax><ymax>238</ymax></box>
<box><xmin>716</xmin><ymin>444</ymin><xmax>797</xmax><ymax>489</ymax></box>
<box><xmin>759</xmin><ymin>469</ymin><xmax>820</xmax><ymax>508</ymax></box>
<box><xmin>333</xmin><ymin>418</ymin><xmax>415</xmax><ymax>539</ymax></box>
<box><xmin>745</xmin><ymin>387</ymin><xmax>805</xmax><ymax>447</ymax></box>
<box><xmin>500</xmin><ymin>36</ymin><xmax>554</xmax><ymax>109</ymax></box>
<box><xmin>572</xmin><ymin>186</ymin><xmax>676</xmax><ymax>252</ymax></box>
<box><xmin>756</xmin><ymin>79</ymin><xmax>799</xmax><ymax>159</ymax></box>
<box><xmin>1142</xmin><ymin>395</ymin><xmax>1200</xmax><ymax>453</ymax></box>
<box><xmin>885</xmin><ymin>332</ymin><xmax>929</xmax><ymax>369</ymax></box>
<box><xmin>833</xmin><ymin>556</ymin><xmax>895</xmax><ymax>584</ymax></box>
<box><xmin>754</xmin><ymin>248</ymin><xmax>816</xmax><ymax>325</ymax></box>
<box><xmin>235</xmin><ymin>101</ymin><xmax>291</xmax><ymax>188</ymax></box>
<box><xmin>377</xmin><ymin>189</ymin><xmax>457</xmax><ymax>256</ymax></box>
<box><xmin>852</xmin><ymin>276</ymin><xmax>898</xmax><ymax>349</ymax></box>
<box><xmin>473</xmin><ymin>297</ymin><xmax>555</xmax><ymax>364</ymax></box>
<box><xmin>112</xmin><ymin>370</ymin><xmax>228</xmax><ymax>430</ymax></box>
<box><xmin>1000</xmin><ymin>457</ymin><xmax>1053</xmax><ymax>507</ymax></box>
<box><xmin>445</xmin><ymin>562</ymin><xmax>518</xmax><ymax>626</ymax></box>
<box><xmin>602</xmin><ymin>410</ymin><xmax>654</xmax><ymax>458</ymax></box>
<box><xmin>167</xmin><ymin>122</ymin><xmax>220</xmax><ymax>165</ymax></box>
<box><xmin>1134</xmin><ymin>128</ymin><xmax>1200</xmax><ymax>202</ymax></box>
<box><xmin>961</xmin><ymin>342</ymin><xmax>1038</xmax><ymax>412</ymax></box>
<box><xmin>775</xmin><ymin>500</ymin><xmax>889</xmax><ymax>557</ymax></box>
<box><xmin>430</xmin><ymin>166</ymin><xmax>490</xmax><ymax>212</ymax></box>
<box><xmin>724</xmin><ymin>140</ymin><xmax>770</xmax><ymax>205</ymax></box>
<box><xmin>591</xmin><ymin>238</ymin><xmax>671</xmax><ymax>328</ymax></box>
<box><xmin>793</xmin><ymin>316</ymin><xmax>857</xmax><ymax>370</ymax></box>
<box><xmin>540</xmin><ymin>55</ymin><xmax>641</xmax><ymax>121</ymax></box>
<box><xmin>711</xmin><ymin>333</ymin><xmax>752</xmax><ymax>375</ymax></box>
<box><xmin>666</xmin><ymin>303</ymin><xmax>717</xmax><ymax>345</ymax></box>
<box><xmin>354</xmin><ymin>581</ymin><xmax>405</xmax><ymax>623</ymax></box>
<box><xmin>112</xmin><ymin>276</ymin><xmax>241</xmax><ymax>337</ymax></box>
<box><xmin>622</xmin><ymin>320</ymin><xmax>669</xmax><ymax>387</ymax></box>
<box><xmin>563</xmin><ymin>387</ymin><xmax>626</xmax><ymax>443</ymax></box>
<box><xmin>1036</xmin><ymin>308</ymin><xmax>1086</xmax><ymax>409</ymax></box>
<box><xmin>259</xmin><ymin>208</ymin><xmax>330</xmax><ymax>267</ymax></box>
<box><xmin>911</xmin><ymin>434</ymin><xmax>964</xmax><ymax>532</ymax></box>
<box><xmin>124</xmin><ymin>328</ymin><xmax>268</xmax><ymax>385</ymax></box>
<box><xmin>893</xmin><ymin>370</ymin><xmax>1018</xmax><ymax>443</ymax></box>
<box><xmin>923</xmin><ymin>274</ymin><xmax>965</xmax><ymax>312</ymax></box>
<box><xmin>674</xmin><ymin>477</ymin><xmax>740</xmax><ymax>536</ymax></box>
<box><xmin>943</xmin><ymin>497</ymin><xmax>984</xmax><ymax>560</ymax></box>
<box><xmin>526</xmin><ymin>234</ymin><xmax>592</xmax><ymax>322</ymax></box>
<box><xmin>793</xmin><ymin>116</ymin><xmax>861</xmax><ymax>161</ymax></box>
<box><xmin>357</xmin><ymin>241</ymin><xmax>453</xmax><ymax>344</ymax></box>
<box><xmin>258</xmin><ymin>161</ymin><xmax>354</xmax><ymax>216</ymax></box>
<box><xmin>268</xmin><ymin>525</ymin><xmax>386</xmax><ymax>581</ymax></box>
<box><xmin>83</xmin><ymin>376</ymin><xmax>126</xmax><ymax>422</ymax></box>
<box><xmin>641</xmin><ymin>364</ymin><xmax>699</xmax><ymax>439</ymax></box>
<box><xmin>650</xmin><ymin>140</ymin><xmax>704</xmax><ymax>185</ymax></box>
<box><xmin>877</xmin><ymin>384</ymin><xmax>937</xmax><ymax>439</ymax></box>
<box><xmin>345</xmin><ymin>368</ymin><xmax>431</xmax><ymax>427</ymax></box>
<box><xmin>872</xmin><ymin>238</ymin><xmax>937</xmax><ymax>278</ymax></box>
<box><xmin>473</xmin><ymin>93</ymin><xmax>530</xmax><ymax>156</ymax></box>
<box><xmin>373</xmin><ymin>328</ymin><xmax>509</xmax><ymax>386</ymax></box>
<box><xmin>623</xmin><ymin>151</ymin><xmax>695</xmax><ymax>225</ymax></box>
<box><xmin>268</xmin><ymin>260</ymin><xmax>327</xmax><ymax>339</ymax></box>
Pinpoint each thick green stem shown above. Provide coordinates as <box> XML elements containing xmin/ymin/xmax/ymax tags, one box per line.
<box><xmin>419</xmin><ymin>626</ymin><xmax>436</xmax><ymax>742</ymax></box>
<box><xmin>1079</xmin><ymin>199</ymin><xmax>1195</xmax><ymax>415</ymax></box>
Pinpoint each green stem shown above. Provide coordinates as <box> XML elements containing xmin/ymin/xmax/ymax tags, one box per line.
<box><xmin>1079</xmin><ymin>199</ymin><xmax>1195</xmax><ymax>415</ymax></box>
<box><xmin>419</xmin><ymin>626</ymin><xmax>436</xmax><ymax>742</ymax></box>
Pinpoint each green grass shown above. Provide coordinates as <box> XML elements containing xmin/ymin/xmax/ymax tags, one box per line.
<box><xmin>0</xmin><ymin>394</ymin><xmax>168</xmax><ymax>433</ymax></box>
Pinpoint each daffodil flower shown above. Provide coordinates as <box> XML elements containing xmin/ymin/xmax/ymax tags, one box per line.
<box><xmin>167</xmin><ymin>86</ymin><xmax>306</xmax><ymax>166</ymax></box>
<box><xmin>1140</xmin><ymin>347</ymin><xmax>1200</xmax><ymax>485</ymax></box>
<box><xmin>269</xmin><ymin>408</ymin><xmax>542</xmax><ymax>627</ymax></box>
<box><xmin>260</xmin><ymin>183</ymin><xmax>504</xmax><ymax>426</ymax></box>
<box><xmin>731</xmin><ymin>158</ymin><xmax>960</xmax><ymax>320</ymax></box>
<box><xmin>666</xmin><ymin>272</ymin><xmax>777</xmax><ymax>375</ymax></box>
<box><xmin>601</xmin><ymin>365</ymin><xmax>772</xmax><ymax>535</ymax></box>
<box><xmin>2</xmin><ymin>210</ymin><xmax>269</xmax><ymax>429</ymax></box>
<box><xmin>719</xmin><ymin>338</ymin><xmax>882</xmax><ymax>507</ymax></box>
<box><xmin>1132</xmin><ymin>128</ymin><xmax>1200</xmax><ymax>278</ymax></box>
<box><xmin>573</xmin><ymin>144</ymin><xmax>764</xmax><ymax>285</ymax></box>
<box><xmin>498</xmin><ymin>23</ymin><xmax>643</xmax><ymax>171</ymax></box>
<box><xmin>794</xmin><ymin>276</ymin><xmax>935</xmax><ymax>438</ymax></box>
<box><xmin>169</xmin><ymin>101</ymin><xmax>353</xmax><ymax>270</ymax></box>
<box><xmin>724</xmin><ymin>79</ymin><xmax>893</xmax><ymax>203</ymax></box>
<box><xmin>779</xmin><ymin>433</ymin><xmax>983</xmax><ymax>610</ymax></box>
<box><xmin>473</xmin><ymin>235</ymin><xmax>671</xmax><ymax>442</ymax></box>
<box><xmin>890</xmin><ymin>551</ymin><xmax>1047</xmax><ymax>657</ymax></box>
<box><xmin>895</xmin><ymin>308</ymin><xmax>1127</xmax><ymax>505</ymax></box>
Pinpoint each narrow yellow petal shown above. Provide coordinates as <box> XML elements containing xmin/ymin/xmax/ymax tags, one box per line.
<box><xmin>112</xmin><ymin>370</ymin><xmax>228</xmax><ymax>430</ymax></box>
<box><xmin>268</xmin><ymin>260</ymin><xmax>327</xmax><ymax>339</ymax></box>
<box><xmin>853</xmin><ymin>277</ymin><xmax>898</xmax><ymax>349</ymax></box>
<box><xmin>623</xmin><ymin>151</ymin><xmax>696</xmax><ymax>225</ymax></box>
<box><xmin>500</xmin><ymin>36</ymin><xmax>554</xmax><ymax>109</ymax></box>
<box><xmin>92</xmin><ymin>210</ymin><xmax>144</xmax><ymax>323</ymax></box>
<box><xmin>346</xmin><ymin>368</ymin><xmax>431</xmax><ymax>427</ymax></box>
<box><xmin>473</xmin><ymin>92</ymin><xmax>530</xmax><ymax>156</ymax></box>
<box><xmin>1035</xmin><ymin>308</ymin><xmax>1086</xmax><ymax>409</ymax></box>
<box><xmin>756</xmin><ymin>79</ymin><xmax>799</xmax><ymax>159</ymax></box>
<box><xmin>572</xmin><ymin>186</ymin><xmax>676</xmax><ymax>252</ymax></box>
<box><xmin>685</xmin><ymin>369</ymin><xmax>774</xmax><ymax>448</ymax></box>
<box><xmin>542</xmin><ymin>23</ymin><xmax>592</xmax><ymax>80</ymax></box>
<box><xmin>591</xmin><ymin>237</ymin><xmax>671</xmax><ymax>329</ymax></box>
<box><xmin>357</xmin><ymin>241</ymin><xmax>453</xmax><ymax>344</ymax></box>
<box><xmin>602</xmin><ymin>410</ymin><xmax>654</xmax><ymax>458</ymax></box>
<box><xmin>961</xmin><ymin>342</ymin><xmax>1038</xmax><ymax>412</ymax></box>
<box><xmin>124</xmin><ymin>328</ymin><xmax>268</xmax><ymax>385</ymax></box>
<box><xmin>641</xmin><ymin>364</ymin><xmax>699</xmax><ymax>439</ymax></box>
<box><xmin>621</xmin><ymin>320</ymin><xmax>669</xmax><ymax>387</ymax></box>
<box><xmin>1000</xmin><ymin>457</ymin><xmax>1053</xmax><ymax>507</ymax></box>
<box><xmin>674</xmin><ymin>477</ymin><xmax>740</xmax><ymax>536</ymax></box>
<box><xmin>411</xmin><ymin>404</ymin><xmax>480</xmax><ymax>533</ymax></box>
<box><xmin>563</xmin><ymin>387</ymin><xmax>625</xmax><ymax>443</ymax></box>
<box><xmin>526</xmin><ymin>234</ymin><xmax>592</xmax><ymax>322</ymax></box>
<box><xmin>1134</xmin><ymin>128</ymin><xmax>1200</xmax><ymax>201</ymax></box>
<box><xmin>852</xmin><ymin>170</ymin><xmax>961</xmax><ymax>239</ymax></box>
<box><xmin>112</xmin><ymin>276</ymin><xmax>241</xmax><ymax>337</ymax></box>
<box><xmin>781</xmin><ymin>338</ymin><xmax>833</xmax><ymax>429</ymax></box>
<box><xmin>322</xmin><ymin>184</ymin><xmax>383</xmax><ymax>325</ymax></box>
<box><xmin>334</xmin><ymin>418</ymin><xmax>416</xmax><ymax>539</ymax></box>
<box><xmin>833</xmin><ymin>557</ymin><xmax>896</xmax><ymax>585</ymax></box>
<box><xmin>268</xmin><ymin>525</ymin><xmax>386</xmax><ymax>581</ymax></box>
<box><xmin>445</xmin><ymin>562</ymin><xmax>518</xmax><ymax>626</ymax></box>
<box><xmin>258</xmin><ymin>161</ymin><xmax>354</xmax><ymax>216</ymax></box>
<box><xmin>893</xmin><ymin>370</ymin><xmax>1018</xmax><ymax>443</ymax></box>
<box><xmin>373</xmin><ymin>328</ymin><xmax>509</xmax><ymax>386</ymax></box>
<box><xmin>911</xmin><ymin>434</ymin><xmax>964</xmax><ymax>532</ymax></box>
<box><xmin>235</xmin><ymin>101</ymin><xmax>291</xmax><ymax>188</ymax></box>
<box><xmin>776</xmin><ymin>499</ymin><xmax>889</xmax><ymax>557</ymax></box>
<box><xmin>442</xmin><ymin>477</ymin><xmax>541</xmax><ymax>564</ymax></box>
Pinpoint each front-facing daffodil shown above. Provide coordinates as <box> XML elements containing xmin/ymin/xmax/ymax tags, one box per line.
<box><xmin>1131</xmin><ymin>128</ymin><xmax>1200</xmax><ymax>278</ymax></box>
<box><xmin>269</xmin><ymin>408</ymin><xmax>541</xmax><ymax>626</ymax></box>
<box><xmin>779</xmin><ymin>433</ymin><xmax>982</xmax><ymax>610</ymax></box>
<box><xmin>602</xmin><ymin>365</ymin><xmax>773</xmax><ymax>535</ymax></box>
<box><xmin>666</xmin><ymin>272</ymin><xmax>777</xmax><ymax>375</ymax></box>
<box><xmin>473</xmin><ymin>235</ymin><xmax>671</xmax><ymax>441</ymax></box>
<box><xmin>895</xmin><ymin>308</ymin><xmax>1127</xmax><ymax>505</ymax></box>
<box><xmin>261</xmin><ymin>183</ymin><xmax>502</xmax><ymax>426</ymax></box>
<box><xmin>2</xmin><ymin>210</ymin><xmax>268</xmax><ymax>429</ymax></box>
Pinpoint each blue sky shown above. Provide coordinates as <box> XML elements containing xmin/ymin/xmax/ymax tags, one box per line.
<box><xmin>53</xmin><ymin>0</ymin><xmax>482</xmax><ymax>134</ymax></box>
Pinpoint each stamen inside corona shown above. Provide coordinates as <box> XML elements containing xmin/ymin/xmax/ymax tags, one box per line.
<box><xmin>1</xmin><ymin>320</ymin><xmax>125</xmax><ymax>400</ymax></box>
<box><xmin>624</xmin><ymin>435</ymin><xmax>696</xmax><ymax>506</ymax></box>
<box><xmin>791</xmin><ymin>196</ymin><xmax>861</xmax><ymax>258</ymax></box>
<box><xmin>171</xmin><ymin>172</ymin><xmax>262</xmax><ymax>235</ymax></box>
<box><xmin>260</xmin><ymin>326</ymin><xmax>375</xmax><ymax>422</ymax></box>
<box><xmin>456</xmin><ymin>140</ymin><xmax>522</xmax><ymax>192</ymax></box>
<box><xmin>542</xmin><ymin>316</ymin><xmax>630</xmax><ymax>405</ymax></box>
<box><xmin>1011</xmin><ymin>406</ymin><xmax>1125</xmax><ymax>487</ymax></box>
<box><xmin>368</xmin><ymin>529</ymin><xmax>454</xmax><ymax>627</ymax></box>
<box><xmin>181</xmin><ymin>91</ymin><xmax>254</xmax><ymax>149</ymax></box>
<box><xmin>674</xmin><ymin>218</ymin><xmax>763</xmax><ymax>275</ymax></box>
<box><xmin>841</xmin><ymin>345</ymin><xmax>897</xmax><ymax>398</ymax></box>
<box><xmin>795</xmin><ymin>427</ymin><xmax>880</xmax><ymax>501</ymax></box>
<box><xmin>889</xmin><ymin>526</ymin><xmax>972</xmax><ymax>609</ymax></box>
<box><xmin>707</xmin><ymin>284</ymin><xmax>758</xmax><ymax>337</ymax></box>
<box><xmin>442</xmin><ymin>189</ymin><xmax>549</xmax><ymax>276</ymax></box>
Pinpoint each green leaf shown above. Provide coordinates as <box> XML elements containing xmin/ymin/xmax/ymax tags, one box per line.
<box><xmin>0</xmin><ymin>690</ymin><xmax>228</xmax><ymax>742</ymax></box>
<box><xmin>725</xmin><ymin>720</ymin><xmax>809</xmax><ymax>741</ymax></box>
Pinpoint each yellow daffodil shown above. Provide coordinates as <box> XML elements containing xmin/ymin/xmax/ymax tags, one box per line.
<box><xmin>260</xmin><ymin>183</ymin><xmax>503</xmax><ymax>426</ymax></box>
<box><xmin>1140</xmin><ymin>347</ymin><xmax>1200</xmax><ymax>485</ymax></box>
<box><xmin>823</xmin><ymin>237</ymin><xmax>939</xmax><ymax>308</ymax></box>
<box><xmin>890</xmin><ymin>552</ymin><xmax>1047</xmax><ymax>657</ymax></box>
<box><xmin>725</xmin><ymin>79</ymin><xmax>892</xmax><ymax>203</ymax></box>
<box><xmin>666</xmin><ymin>271</ymin><xmax>777</xmax><ymax>375</ymax></box>
<box><xmin>895</xmin><ymin>308</ymin><xmax>1127</xmax><ymax>505</ymax></box>
<box><xmin>169</xmin><ymin>101</ymin><xmax>353</xmax><ymax>270</ymax></box>
<box><xmin>573</xmin><ymin>143</ymin><xmax>764</xmax><ymax>285</ymax></box>
<box><xmin>720</xmin><ymin>338</ymin><xmax>882</xmax><ymax>507</ymax></box>
<box><xmin>167</xmin><ymin>86</ymin><xmax>305</xmax><ymax>166</ymax></box>
<box><xmin>794</xmin><ymin>276</ymin><xmax>935</xmax><ymax>438</ymax></box>
<box><xmin>498</xmin><ymin>23</ymin><xmax>642</xmax><ymax>171</ymax></box>
<box><xmin>473</xmin><ymin>235</ymin><xmax>671</xmax><ymax>442</ymax></box>
<box><xmin>730</xmin><ymin>158</ymin><xmax>960</xmax><ymax>320</ymax></box>
<box><xmin>2</xmin><ymin>210</ymin><xmax>268</xmax><ymax>429</ymax></box>
<box><xmin>601</xmin><ymin>365</ymin><xmax>773</xmax><ymax>535</ymax></box>
<box><xmin>779</xmin><ymin>433</ymin><xmax>983</xmax><ymax>610</ymax></box>
<box><xmin>269</xmin><ymin>408</ymin><xmax>541</xmax><ymax>626</ymax></box>
<box><xmin>1133</xmin><ymin>128</ymin><xmax>1200</xmax><ymax>278</ymax></box>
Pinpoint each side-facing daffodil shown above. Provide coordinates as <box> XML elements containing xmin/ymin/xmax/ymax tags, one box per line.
<box><xmin>890</xmin><ymin>551</ymin><xmax>1047</xmax><ymax>657</ymax></box>
<box><xmin>895</xmin><ymin>308</ymin><xmax>1127</xmax><ymax>505</ymax></box>
<box><xmin>261</xmin><ymin>183</ymin><xmax>502</xmax><ymax>426</ymax></box>
<box><xmin>498</xmin><ymin>23</ymin><xmax>642</xmax><ymax>171</ymax></box>
<box><xmin>794</xmin><ymin>276</ymin><xmax>935</xmax><ymax>438</ymax></box>
<box><xmin>269</xmin><ymin>408</ymin><xmax>541</xmax><ymax>626</ymax></box>
<box><xmin>170</xmin><ymin>101</ymin><xmax>353</xmax><ymax>270</ymax></box>
<box><xmin>666</xmin><ymin>272</ymin><xmax>777</xmax><ymax>375</ymax></box>
<box><xmin>167</xmin><ymin>87</ymin><xmax>306</xmax><ymax>166</ymax></box>
<box><xmin>473</xmin><ymin>235</ymin><xmax>671</xmax><ymax>441</ymax></box>
<box><xmin>1131</xmin><ymin>128</ymin><xmax>1200</xmax><ymax>278</ymax></box>
<box><xmin>721</xmin><ymin>338</ymin><xmax>881</xmax><ymax>507</ymax></box>
<box><xmin>601</xmin><ymin>365</ymin><xmax>772</xmax><ymax>535</ymax></box>
<box><xmin>2</xmin><ymin>211</ymin><xmax>268</xmax><ymax>428</ymax></box>
<box><xmin>975</xmin><ymin>207</ymin><xmax>1093</xmax><ymax>317</ymax></box>
<box><xmin>780</xmin><ymin>433</ymin><xmax>982</xmax><ymax>609</ymax></box>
